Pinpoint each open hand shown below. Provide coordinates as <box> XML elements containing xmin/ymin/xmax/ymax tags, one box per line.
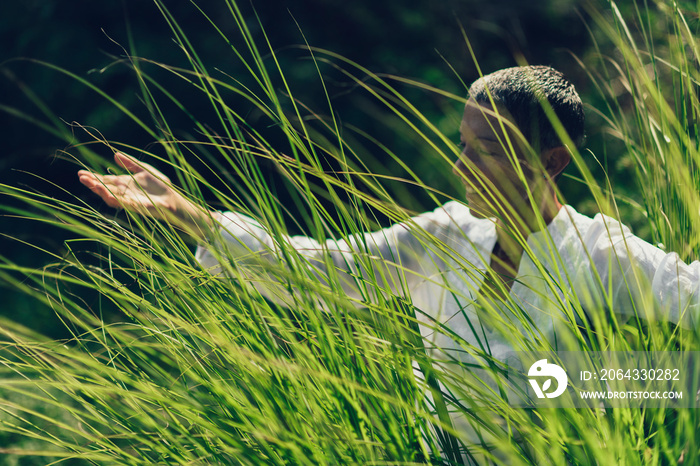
<box><xmin>78</xmin><ymin>153</ymin><xmax>213</xmax><ymax>237</ymax></box>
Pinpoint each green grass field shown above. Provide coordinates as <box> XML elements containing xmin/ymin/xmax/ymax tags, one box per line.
<box><xmin>0</xmin><ymin>0</ymin><xmax>698</xmax><ymax>464</ymax></box>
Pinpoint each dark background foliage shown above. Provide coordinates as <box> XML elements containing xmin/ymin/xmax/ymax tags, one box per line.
<box><xmin>1</xmin><ymin>0</ymin><xmax>622</xmax><ymax>337</ymax></box>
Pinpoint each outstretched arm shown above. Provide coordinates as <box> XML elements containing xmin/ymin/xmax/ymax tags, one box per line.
<box><xmin>194</xmin><ymin>202</ymin><xmax>465</xmax><ymax>309</ymax></box>
<box><xmin>80</xmin><ymin>153</ymin><xmax>461</xmax><ymax>309</ymax></box>
<box><xmin>78</xmin><ymin>152</ymin><xmax>215</xmax><ymax>240</ymax></box>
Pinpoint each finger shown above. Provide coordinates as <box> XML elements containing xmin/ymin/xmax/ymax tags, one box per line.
<box><xmin>79</xmin><ymin>172</ymin><xmax>116</xmax><ymax>189</ymax></box>
<box><xmin>78</xmin><ymin>173</ymin><xmax>122</xmax><ymax>206</ymax></box>
<box><xmin>115</xmin><ymin>152</ymin><xmax>148</xmax><ymax>173</ymax></box>
<box><xmin>115</xmin><ymin>153</ymin><xmax>171</xmax><ymax>184</ymax></box>
<box><xmin>87</xmin><ymin>183</ymin><xmax>120</xmax><ymax>207</ymax></box>
<box><xmin>78</xmin><ymin>171</ymin><xmax>101</xmax><ymax>189</ymax></box>
<box><xmin>78</xmin><ymin>171</ymin><xmax>119</xmax><ymax>189</ymax></box>
<box><xmin>101</xmin><ymin>192</ymin><xmax>124</xmax><ymax>209</ymax></box>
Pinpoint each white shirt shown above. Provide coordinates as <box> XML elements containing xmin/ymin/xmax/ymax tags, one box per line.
<box><xmin>196</xmin><ymin>201</ymin><xmax>699</xmax><ymax>340</ymax></box>
<box><xmin>195</xmin><ymin>201</ymin><xmax>700</xmax><ymax>455</ymax></box>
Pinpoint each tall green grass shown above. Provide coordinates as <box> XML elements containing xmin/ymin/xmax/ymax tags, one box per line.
<box><xmin>0</xmin><ymin>0</ymin><xmax>698</xmax><ymax>464</ymax></box>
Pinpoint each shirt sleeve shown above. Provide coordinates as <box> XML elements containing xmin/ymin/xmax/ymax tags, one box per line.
<box><xmin>583</xmin><ymin>214</ymin><xmax>700</xmax><ymax>329</ymax></box>
<box><xmin>194</xmin><ymin>205</ymin><xmax>457</xmax><ymax>308</ymax></box>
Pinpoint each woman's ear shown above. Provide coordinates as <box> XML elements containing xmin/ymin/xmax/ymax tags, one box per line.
<box><xmin>542</xmin><ymin>146</ymin><xmax>571</xmax><ymax>178</ymax></box>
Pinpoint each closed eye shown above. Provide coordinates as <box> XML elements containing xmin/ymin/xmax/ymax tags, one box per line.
<box><xmin>464</xmin><ymin>146</ymin><xmax>497</xmax><ymax>158</ymax></box>
<box><xmin>475</xmin><ymin>146</ymin><xmax>497</xmax><ymax>157</ymax></box>
<box><xmin>460</xmin><ymin>139</ymin><xmax>497</xmax><ymax>156</ymax></box>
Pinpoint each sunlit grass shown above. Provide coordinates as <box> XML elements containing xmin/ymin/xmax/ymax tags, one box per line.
<box><xmin>0</xmin><ymin>0</ymin><xmax>698</xmax><ymax>464</ymax></box>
